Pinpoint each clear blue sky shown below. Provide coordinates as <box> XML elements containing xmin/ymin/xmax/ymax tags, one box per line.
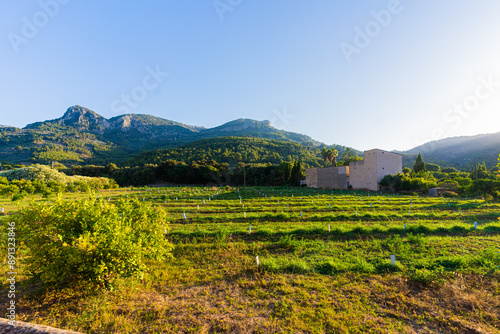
<box><xmin>2</xmin><ymin>0</ymin><xmax>500</xmax><ymax>151</ymax></box>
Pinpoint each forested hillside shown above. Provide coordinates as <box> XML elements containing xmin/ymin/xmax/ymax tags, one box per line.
<box><xmin>403</xmin><ymin>132</ymin><xmax>500</xmax><ymax>169</ymax></box>
<box><xmin>0</xmin><ymin>106</ymin><xmax>340</xmax><ymax>165</ymax></box>
<box><xmin>129</xmin><ymin>137</ymin><xmax>356</xmax><ymax>167</ymax></box>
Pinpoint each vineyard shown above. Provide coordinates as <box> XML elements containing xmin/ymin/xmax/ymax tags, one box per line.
<box><xmin>1</xmin><ymin>186</ymin><xmax>500</xmax><ymax>333</ymax></box>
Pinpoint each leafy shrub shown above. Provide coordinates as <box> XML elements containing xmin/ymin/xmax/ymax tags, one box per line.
<box><xmin>438</xmin><ymin>181</ymin><xmax>459</xmax><ymax>191</ymax></box>
<box><xmin>11</xmin><ymin>190</ymin><xmax>28</xmax><ymax>201</ymax></box>
<box><xmin>442</xmin><ymin>167</ymin><xmax>458</xmax><ymax>173</ymax></box>
<box><xmin>0</xmin><ymin>165</ymin><xmax>118</xmax><ymax>192</ymax></box>
<box><xmin>17</xmin><ymin>197</ymin><xmax>173</xmax><ymax>288</ymax></box>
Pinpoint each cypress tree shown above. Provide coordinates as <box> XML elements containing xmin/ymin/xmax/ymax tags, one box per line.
<box><xmin>413</xmin><ymin>153</ymin><xmax>426</xmax><ymax>174</ymax></box>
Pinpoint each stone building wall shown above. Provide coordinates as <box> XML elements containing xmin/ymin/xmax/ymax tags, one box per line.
<box><xmin>305</xmin><ymin>149</ymin><xmax>402</xmax><ymax>191</ymax></box>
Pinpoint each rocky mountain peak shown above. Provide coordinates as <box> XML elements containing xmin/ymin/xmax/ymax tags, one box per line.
<box><xmin>60</xmin><ymin>106</ymin><xmax>109</xmax><ymax>130</ymax></box>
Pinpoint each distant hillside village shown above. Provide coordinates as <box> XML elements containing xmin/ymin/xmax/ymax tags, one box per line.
<box><xmin>306</xmin><ymin>149</ymin><xmax>402</xmax><ymax>191</ymax></box>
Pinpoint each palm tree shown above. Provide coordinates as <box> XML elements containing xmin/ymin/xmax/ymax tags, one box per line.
<box><xmin>328</xmin><ymin>149</ymin><xmax>338</xmax><ymax>166</ymax></box>
<box><xmin>320</xmin><ymin>147</ymin><xmax>329</xmax><ymax>165</ymax></box>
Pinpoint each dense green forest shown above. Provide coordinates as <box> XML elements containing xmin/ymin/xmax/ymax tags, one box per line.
<box><xmin>67</xmin><ymin>160</ymin><xmax>306</xmax><ymax>187</ymax></box>
<box><xmin>129</xmin><ymin>137</ymin><xmax>356</xmax><ymax>167</ymax></box>
<box><xmin>61</xmin><ymin>137</ymin><xmax>359</xmax><ymax>187</ymax></box>
<box><xmin>0</xmin><ymin>124</ymin><xmax>121</xmax><ymax>164</ymax></box>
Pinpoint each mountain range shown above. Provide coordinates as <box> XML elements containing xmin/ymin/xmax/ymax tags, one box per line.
<box><xmin>0</xmin><ymin>106</ymin><xmax>327</xmax><ymax>165</ymax></box>
<box><xmin>0</xmin><ymin>105</ymin><xmax>498</xmax><ymax>169</ymax></box>
<box><xmin>400</xmin><ymin>132</ymin><xmax>500</xmax><ymax>169</ymax></box>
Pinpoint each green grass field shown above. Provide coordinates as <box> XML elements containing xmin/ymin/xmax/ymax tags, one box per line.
<box><xmin>1</xmin><ymin>186</ymin><xmax>500</xmax><ymax>333</ymax></box>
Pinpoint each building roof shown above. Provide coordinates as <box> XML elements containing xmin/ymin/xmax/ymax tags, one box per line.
<box><xmin>364</xmin><ymin>148</ymin><xmax>403</xmax><ymax>156</ymax></box>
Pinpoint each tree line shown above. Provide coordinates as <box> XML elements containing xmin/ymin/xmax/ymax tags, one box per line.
<box><xmin>381</xmin><ymin>153</ymin><xmax>500</xmax><ymax>200</ymax></box>
<box><xmin>67</xmin><ymin>159</ymin><xmax>306</xmax><ymax>187</ymax></box>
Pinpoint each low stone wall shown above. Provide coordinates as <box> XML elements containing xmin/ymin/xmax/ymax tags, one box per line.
<box><xmin>0</xmin><ymin>318</ymin><xmax>84</xmax><ymax>334</ymax></box>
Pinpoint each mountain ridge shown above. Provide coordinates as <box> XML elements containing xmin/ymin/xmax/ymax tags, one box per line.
<box><xmin>6</xmin><ymin>105</ymin><xmax>497</xmax><ymax>169</ymax></box>
<box><xmin>0</xmin><ymin>105</ymin><xmax>330</xmax><ymax>165</ymax></box>
<box><xmin>400</xmin><ymin>131</ymin><xmax>500</xmax><ymax>169</ymax></box>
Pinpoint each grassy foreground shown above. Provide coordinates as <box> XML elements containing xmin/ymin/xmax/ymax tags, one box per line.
<box><xmin>1</xmin><ymin>186</ymin><xmax>500</xmax><ymax>333</ymax></box>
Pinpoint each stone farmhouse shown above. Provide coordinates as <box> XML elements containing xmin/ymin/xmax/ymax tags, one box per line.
<box><xmin>305</xmin><ymin>149</ymin><xmax>402</xmax><ymax>191</ymax></box>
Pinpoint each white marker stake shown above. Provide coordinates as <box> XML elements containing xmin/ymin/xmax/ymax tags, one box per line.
<box><xmin>355</xmin><ymin>210</ymin><xmax>357</xmax><ymax>217</ymax></box>
<box><xmin>249</xmin><ymin>225</ymin><xmax>252</xmax><ymax>233</ymax></box>
<box><xmin>256</xmin><ymin>255</ymin><xmax>260</xmax><ymax>267</ymax></box>
<box><xmin>164</xmin><ymin>229</ymin><xmax>168</xmax><ymax>234</ymax></box>
<box><xmin>408</xmin><ymin>211</ymin><xmax>411</xmax><ymax>216</ymax></box>
<box><xmin>197</xmin><ymin>205</ymin><xmax>200</xmax><ymax>210</ymax></box>
<box><xmin>244</xmin><ymin>212</ymin><xmax>247</xmax><ymax>218</ymax></box>
<box><xmin>0</xmin><ymin>208</ymin><xmax>3</xmax><ymax>213</ymax></box>
<box><xmin>370</xmin><ymin>203</ymin><xmax>373</xmax><ymax>208</ymax></box>
<box><xmin>404</xmin><ymin>223</ymin><xmax>407</xmax><ymax>231</ymax></box>
<box><xmin>183</xmin><ymin>212</ymin><xmax>186</xmax><ymax>220</ymax></box>
<box><xmin>390</xmin><ymin>255</ymin><xmax>396</xmax><ymax>266</ymax></box>
<box><xmin>328</xmin><ymin>224</ymin><xmax>331</xmax><ymax>232</ymax></box>
<box><xmin>300</xmin><ymin>212</ymin><xmax>303</xmax><ymax>218</ymax></box>
<box><xmin>474</xmin><ymin>222</ymin><xmax>478</xmax><ymax>229</ymax></box>
<box><xmin>329</xmin><ymin>204</ymin><xmax>331</xmax><ymax>208</ymax></box>
<box><xmin>459</xmin><ymin>209</ymin><xmax>461</xmax><ymax>215</ymax></box>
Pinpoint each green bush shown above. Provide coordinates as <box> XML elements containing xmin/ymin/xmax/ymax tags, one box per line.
<box><xmin>0</xmin><ymin>165</ymin><xmax>118</xmax><ymax>192</ymax></box>
<box><xmin>11</xmin><ymin>190</ymin><xmax>28</xmax><ymax>201</ymax></box>
<box><xmin>17</xmin><ymin>197</ymin><xmax>173</xmax><ymax>288</ymax></box>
